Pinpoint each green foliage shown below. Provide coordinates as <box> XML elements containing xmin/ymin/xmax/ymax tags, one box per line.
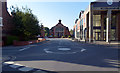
<box><xmin>6</xmin><ymin>35</ymin><xmax>19</xmax><ymax>45</ymax></box>
<box><xmin>44</xmin><ymin>27</ymin><xmax>49</xmax><ymax>37</ymax></box>
<box><xmin>11</xmin><ymin>6</ymin><xmax>40</xmax><ymax>41</ymax></box>
<box><xmin>68</xmin><ymin>35</ymin><xmax>71</xmax><ymax>38</ymax></box>
<box><xmin>65</xmin><ymin>35</ymin><xmax>68</xmax><ymax>38</ymax></box>
<box><xmin>62</xmin><ymin>36</ymin><xmax>65</xmax><ymax>38</ymax></box>
<box><xmin>70</xmin><ymin>29</ymin><xmax>73</xmax><ymax>36</ymax></box>
<box><xmin>54</xmin><ymin>35</ymin><xmax>57</xmax><ymax>38</ymax></box>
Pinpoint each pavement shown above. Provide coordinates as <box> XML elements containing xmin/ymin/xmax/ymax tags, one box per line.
<box><xmin>2</xmin><ymin>56</ymin><xmax>11</xmax><ymax>62</ymax></box>
<box><xmin>2</xmin><ymin>38</ymin><xmax>120</xmax><ymax>73</ymax></box>
<box><xmin>68</xmin><ymin>38</ymin><xmax>120</xmax><ymax>46</ymax></box>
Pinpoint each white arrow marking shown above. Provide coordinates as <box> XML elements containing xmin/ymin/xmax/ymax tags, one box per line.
<box><xmin>44</xmin><ymin>49</ymin><xmax>53</xmax><ymax>53</ymax></box>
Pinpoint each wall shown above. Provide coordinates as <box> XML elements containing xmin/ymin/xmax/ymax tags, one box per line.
<box><xmin>1</xmin><ymin>2</ymin><xmax>14</xmax><ymax>46</ymax></box>
<box><xmin>2</xmin><ymin>2</ymin><xmax>13</xmax><ymax>37</ymax></box>
<box><xmin>0</xmin><ymin>1</ymin><xmax>3</xmax><ymax>46</ymax></box>
<box><xmin>117</xmin><ymin>13</ymin><xmax>120</xmax><ymax>41</ymax></box>
<box><xmin>0</xmin><ymin>1</ymin><xmax>2</xmax><ymax>17</ymax></box>
<box><xmin>50</xmin><ymin>20</ymin><xmax>70</xmax><ymax>38</ymax></box>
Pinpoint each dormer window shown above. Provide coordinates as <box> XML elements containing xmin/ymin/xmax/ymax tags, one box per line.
<box><xmin>0</xmin><ymin>17</ymin><xmax>3</xmax><ymax>26</ymax></box>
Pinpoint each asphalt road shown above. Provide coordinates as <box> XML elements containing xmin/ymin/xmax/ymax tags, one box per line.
<box><xmin>2</xmin><ymin>38</ymin><xmax>120</xmax><ymax>73</ymax></box>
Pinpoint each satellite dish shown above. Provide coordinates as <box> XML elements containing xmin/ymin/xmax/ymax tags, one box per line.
<box><xmin>107</xmin><ymin>0</ymin><xmax>113</xmax><ymax>5</ymax></box>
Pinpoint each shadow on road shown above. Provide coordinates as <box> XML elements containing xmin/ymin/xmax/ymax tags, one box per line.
<box><xmin>4</xmin><ymin>39</ymin><xmax>120</xmax><ymax>71</ymax></box>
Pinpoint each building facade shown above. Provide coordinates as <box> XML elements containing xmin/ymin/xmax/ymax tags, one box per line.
<box><xmin>74</xmin><ymin>0</ymin><xmax>120</xmax><ymax>42</ymax></box>
<box><xmin>0</xmin><ymin>1</ymin><xmax>2</xmax><ymax>39</ymax></box>
<box><xmin>1</xmin><ymin>1</ymin><xmax>13</xmax><ymax>37</ymax></box>
<box><xmin>50</xmin><ymin>20</ymin><xmax>70</xmax><ymax>38</ymax></box>
<box><xmin>0</xmin><ymin>1</ymin><xmax>13</xmax><ymax>45</ymax></box>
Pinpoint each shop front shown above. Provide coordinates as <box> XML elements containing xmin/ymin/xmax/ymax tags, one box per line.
<box><xmin>85</xmin><ymin>1</ymin><xmax>120</xmax><ymax>42</ymax></box>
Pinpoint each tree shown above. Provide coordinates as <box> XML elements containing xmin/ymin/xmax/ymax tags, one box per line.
<box><xmin>44</xmin><ymin>27</ymin><xmax>50</xmax><ymax>37</ymax></box>
<box><xmin>11</xmin><ymin>6</ymin><xmax>40</xmax><ymax>41</ymax></box>
<box><xmin>40</xmin><ymin>24</ymin><xmax>45</xmax><ymax>38</ymax></box>
<box><xmin>70</xmin><ymin>29</ymin><xmax>73</xmax><ymax>37</ymax></box>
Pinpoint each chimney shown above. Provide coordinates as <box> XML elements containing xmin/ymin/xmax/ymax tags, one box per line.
<box><xmin>58</xmin><ymin>19</ymin><xmax>61</xmax><ymax>24</ymax></box>
<box><xmin>2</xmin><ymin>2</ymin><xmax>7</xmax><ymax>12</ymax></box>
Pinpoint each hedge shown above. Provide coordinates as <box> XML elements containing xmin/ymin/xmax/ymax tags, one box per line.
<box><xmin>6</xmin><ymin>35</ymin><xmax>19</xmax><ymax>45</ymax></box>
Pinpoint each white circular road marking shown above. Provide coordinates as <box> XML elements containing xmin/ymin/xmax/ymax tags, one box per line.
<box><xmin>58</xmin><ymin>48</ymin><xmax>71</xmax><ymax>51</ymax></box>
<box><xmin>44</xmin><ymin>47</ymin><xmax>86</xmax><ymax>54</ymax></box>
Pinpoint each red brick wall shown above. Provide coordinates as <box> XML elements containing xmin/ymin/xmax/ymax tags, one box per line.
<box><xmin>1</xmin><ymin>2</ymin><xmax>14</xmax><ymax>46</ymax></box>
<box><xmin>2</xmin><ymin>2</ymin><xmax>13</xmax><ymax>36</ymax></box>
<box><xmin>51</xmin><ymin>25</ymin><xmax>70</xmax><ymax>38</ymax></box>
<box><xmin>13</xmin><ymin>41</ymin><xmax>30</xmax><ymax>46</ymax></box>
<box><xmin>40</xmin><ymin>29</ymin><xmax>45</xmax><ymax>38</ymax></box>
<box><xmin>13</xmin><ymin>39</ymin><xmax>46</xmax><ymax>46</ymax></box>
<box><xmin>65</xmin><ymin>28</ymin><xmax>70</xmax><ymax>36</ymax></box>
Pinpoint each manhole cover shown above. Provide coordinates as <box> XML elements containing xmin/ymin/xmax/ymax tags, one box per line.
<box><xmin>58</xmin><ymin>48</ymin><xmax>71</xmax><ymax>51</ymax></box>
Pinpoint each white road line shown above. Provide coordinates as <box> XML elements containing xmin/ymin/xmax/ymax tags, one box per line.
<box><xmin>45</xmin><ymin>50</ymin><xmax>53</xmax><ymax>53</ymax></box>
<box><xmin>58</xmin><ymin>48</ymin><xmax>71</xmax><ymax>51</ymax></box>
<box><xmin>14</xmin><ymin>63</ymin><xmax>24</xmax><ymax>66</ymax></box>
<box><xmin>4</xmin><ymin>61</ymin><xmax>14</xmax><ymax>65</ymax></box>
<box><xmin>19</xmin><ymin>47</ymin><xmax>30</xmax><ymax>51</ymax></box>
<box><xmin>53</xmin><ymin>52</ymin><xmax>77</xmax><ymax>54</ymax></box>
<box><xmin>9</xmin><ymin>64</ymin><xmax>21</xmax><ymax>68</ymax></box>
<box><xmin>81</xmin><ymin>48</ymin><xmax>86</xmax><ymax>52</ymax></box>
<box><xmin>19</xmin><ymin>67</ymin><xmax>34</xmax><ymax>72</ymax></box>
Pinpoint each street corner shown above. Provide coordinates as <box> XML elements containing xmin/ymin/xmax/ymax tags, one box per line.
<box><xmin>3</xmin><ymin>61</ymin><xmax>57</xmax><ymax>73</ymax></box>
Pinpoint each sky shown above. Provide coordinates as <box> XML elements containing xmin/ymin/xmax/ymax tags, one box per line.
<box><xmin>7</xmin><ymin>0</ymin><xmax>95</xmax><ymax>30</ymax></box>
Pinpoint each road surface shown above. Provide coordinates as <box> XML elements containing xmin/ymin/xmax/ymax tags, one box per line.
<box><xmin>2</xmin><ymin>38</ymin><xmax>119</xmax><ymax>73</ymax></box>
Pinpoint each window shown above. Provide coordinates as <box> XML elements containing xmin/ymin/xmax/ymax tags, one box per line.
<box><xmin>76</xmin><ymin>25</ymin><xmax>77</xmax><ymax>31</ymax></box>
<box><xmin>93</xmin><ymin>15</ymin><xmax>101</xmax><ymax>27</ymax></box>
<box><xmin>0</xmin><ymin>17</ymin><xmax>3</xmax><ymax>26</ymax></box>
<box><xmin>111</xmin><ymin>29</ymin><xmax>116</xmax><ymax>40</ymax></box>
<box><xmin>80</xmin><ymin>19</ymin><xmax>83</xmax><ymax>39</ymax></box>
<box><xmin>55</xmin><ymin>27</ymin><xmax>64</xmax><ymax>32</ymax></box>
<box><xmin>111</xmin><ymin>15</ymin><xmax>116</xmax><ymax>28</ymax></box>
<box><xmin>77</xmin><ymin>32</ymin><xmax>80</xmax><ymax>38</ymax></box>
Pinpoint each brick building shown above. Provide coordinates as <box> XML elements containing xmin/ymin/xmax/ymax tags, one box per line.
<box><xmin>50</xmin><ymin>20</ymin><xmax>70</xmax><ymax>38</ymax></box>
<box><xmin>40</xmin><ymin>25</ymin><xmax>45</xmax><ymax>38</ymax></box>
<box><xmin>74</xmin><ymin>0</ymin><xmax>120</xmax><ymax>43</ymax></box>
<box><xmin>0</xmin><ymin>1</ymin><xmax>13</xmax><ymax>45</ymax></box>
